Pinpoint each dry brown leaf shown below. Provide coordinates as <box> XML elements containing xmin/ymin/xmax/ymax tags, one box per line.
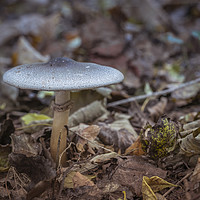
<box><xmin>73</xmin><ymin>172</ymin><xmax>94</xmax><ymax>188</ymax></box>
<box><xmin>98</xmin><ymin>123</ymin><xmax>136</xmax><ymax>154</ymax></box>
<box><xmin>122</xmin><ymin>0</ymin><xmax>169</xmax><ymax>30</ymax></box>
<box><xmin>109</xmin><ymin>113</ymin><xmax>138</xmax><ymax>138</ymax></box>
<box><xmin>11</xmin><ymin>133</ymin><xmax>42</xmax><ymax>157</ymax></box>
<box><xmin>0</xmin><ymin>14</ymin><xmax>60</xmax><ymax>46</ymax></box>
<box><xmin>75</xmin><ymin>124</ymin><xmax>100</xmax><ymax>154</ymax></box>
<box><xmin>183</xmin><ymin>119</ymin><xmax>200</xmax><ymax>131</ymax></box>
<box><xmin>81</xmin><ymin>17</ymin><xmax>123</xmax><ymax>49</ymax></box>
<box><xmin>179</xmin><ymin>128</ymin><xmax>200</xmax><ymax>157</ymax></box>
<box><xmin>172</xmin><ymin>83</ymin><xmax>200</xmax><ymax>100</ymax></box>
<box><xmin>125</xmin><ymin>136</ymin><xmax>146</xmax><ymax>156</ymax></box>
<box><xmin>69</xmin><ymin>100</ymin><xmax>108</xmax><ymax>127</ymax></box>
<box><xmin>64</xmin><ymin>171</ymin><xmax>94</xmax><ymax>188</ymax></box>
<box><xmin>16</xmin><ymin>36</ymin><xmax>50</xmax><ymax>65</ymax></box>
<box><xmin>71</xmin><ymin>90</ymin><xmax>105</xmax><ymax>113</ymax></box>
<box><xmin>69</xmin><ymin>152</ymin><xmax>119</xmax><ymax>175</ymax></box>
<box><xmin>147</xmin><ymin>97</ymin><xmax>168</xmax><ymax>121</ymax></box>
<box><xmin>111</xmin><ymin>156</ymin><xmax>167</xmax><ymax>196</ymax></box>
<box><xmin>129</xmin><ymin>101</ymin><xmax>152</xmax><ymax>133</ymax></box>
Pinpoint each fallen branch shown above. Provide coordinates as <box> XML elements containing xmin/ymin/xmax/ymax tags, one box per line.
<box><xmin>107</xmin><ymin>77</ymin><xmax>200</xmax><ymax>107</ymax></box>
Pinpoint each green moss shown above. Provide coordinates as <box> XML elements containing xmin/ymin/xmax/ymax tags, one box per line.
<box><xmin>140</xmin><ymin>116</ymin><xmax>179</xmax><ymax>160</ymax></box>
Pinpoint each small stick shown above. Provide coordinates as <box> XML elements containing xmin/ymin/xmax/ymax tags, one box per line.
<box><xmin>107</xmin><ymin>77</ymin><xmax>200</xmax><ymax>107</ymax></box>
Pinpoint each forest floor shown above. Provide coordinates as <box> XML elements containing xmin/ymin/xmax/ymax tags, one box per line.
<box><xmin>0</xmin><ymin>0</ymin><xmax>200</xmax><ymax>199</ymax></box>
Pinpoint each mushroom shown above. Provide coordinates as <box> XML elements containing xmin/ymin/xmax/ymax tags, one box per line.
<box><xmin>3</xmin><ymin>57</ymin><xmax>124</xmax><ymax>165</ymax></box>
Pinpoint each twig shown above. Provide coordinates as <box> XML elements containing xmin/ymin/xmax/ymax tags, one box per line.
<box><xmin>107</xmin><ymin>77</ymin><xmax>200</xmax><ymax>107</ymax></box>
<box><xmin>163</xmin><ymin>171</ymin><xmax>193</xmax><ymax>197</ymax></box>
<box><xmin>58</xmin><ymin>142</ymin><xmax>73</xmax><ymax>169</ymax></box>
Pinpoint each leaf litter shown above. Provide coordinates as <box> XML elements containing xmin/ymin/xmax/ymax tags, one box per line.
<box><xmin>0</xmin><ymin>0</ymin><xmax>200</xmax><ymax>199</ymax></box>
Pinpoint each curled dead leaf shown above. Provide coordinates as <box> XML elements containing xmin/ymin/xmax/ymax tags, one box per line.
<box><xmin>74</xmin><ymin>124</ymin><xmax>100</xmax><ymax>154</ymax></box>
<box><xmin>11</xmin><ymin>133</ymin><xmax>42</xmax><ymax>157</ymax></box>
<box><xmin>179</xmin><ymin>128</ymin><xmax>200</xmax><ymax>157</ymax></box>
<box><xmin>98</xmin><ymin>123</ymin><xmax>136</xmax><ymax>154</ymax></box>
<box><xmin>147</xmin><ymin>97</ymin><xmax>168</xmax><ymax>121</ymax></box>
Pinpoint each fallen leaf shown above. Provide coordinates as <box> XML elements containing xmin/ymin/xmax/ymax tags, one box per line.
<box><xmin>109</xmin><ymin>113</ymin><xmax>138</xmax><ymax>139</ymax></box>
<box><xmin>69</xmin><ymin>152</ymin><xmax>119</xmax><ymax>174</ymax></box>
<box><xmin>91</xmin><ymin>41</ymin><xmax>125</xmax><ymax>57</ymax></box>
<box><xmin>142</xmin><ymin>176</ymin><xmax>177</xmax><ymax>200</ymax></box>
<box><xmin>147</xmin><ymin>97</ymin><xmax>168</xmax><ymax>121</ymax></box>
<box><xmin>163</xmin><ymin>63</ymin><xmax>185</xmax><ymax>83</ymax></box>
<box><xmin>73</xmin><ymin>172</ymin><xmax>95</xmax><ymax>188</ymax></box>
<box><xmin>11</xmin><ymin>133</ymin><xmax>42</xmax><ymax>157</ymax></box>
<box><xmin>81</xmin><ymin>17</ymin><xmax>123</xmax><ymax>49</ymax></box>
<box><xmin>71</xmin><ymin>90</ymin><xmax>105</xmax><ymax>113</ymax></box>
<box><xmin>90</xmin><ymin>152</ymin><xmax>118</xmax><ymax>164</ymax></box>
<box><xmin>0</xmin><ymin>14</ymin><xmax>60</xmax><ymax>46</ymax></box>
<box><xmin>183</xmin><ymin>119</ymin><xmax>200</xmax><ymax>131</ymax></box>
<box><xmin>21</xmin><ymin>113</ymin><xmax>52</xmax><ymax>126</ymax></box>
<box><xmin>179</xmin><ymin>128</ymin><xmax>200</xmax><ymax>157</ymax></box>
<box><xmin>98</xmin><ymin>124</ymin><xmax>136</xmax><ymax>154</ymax></box>
<box><xmin>75</xmin><ymin>124</ymin><xmax>100</xmax><ymax>154</ymax></box>
<box><xmin>111</xmin><ymin>156</ymin><xmax>167</xmax><ymax>196</ymax></box>
<box><xmin>172</xmin><ymin>83</ymin><xmax>200</xmax><ymax>100</ymax></box>
<box><xmin>122</xmin><ymin>0</ymin><xmax>169</xmax><ymax>30</ymax></box>
<box><xmin>129</xmin><ymin>101</ymin><xmax>151</xmax><ymax>133</ymax></box>
<box><xmin>69</xmin><ymin>100</ymin><xmax>108</xmax><ymax>127</ymax></box>
<box><xmin>64</xmin><ymin>171</ymin><xmax>94</xmax><ymax>188</ymax></box>
<box><xmin>21</xmin><ymin>113</ymin><xmax>52</xmax><ymax>133</ymax></box>
<box><xmin>16</xmin><ymin>36</ymin><xmax>50</xmax><ymax>65</ymax></box>
<box><xmin>125</xmin><ymin>136</ymin><xmax>146</xmax><ymax>156</ymax></box>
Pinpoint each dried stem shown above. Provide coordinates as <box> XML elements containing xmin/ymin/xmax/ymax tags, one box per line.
<box><xmin>108</xmin><ymin>77</ymin><xmax>200</xmax><ymax>107</ymax></box>
<box><xmin>50</xmin><ymin>91</ymin><xmax>70</xmax><ymax>166</ymax></box>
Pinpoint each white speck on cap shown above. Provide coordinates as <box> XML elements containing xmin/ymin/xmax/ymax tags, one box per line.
<box><xmin>3</xmin><ymin>57</ymin><xmax>124</xmax><ymax>91</ymax></box>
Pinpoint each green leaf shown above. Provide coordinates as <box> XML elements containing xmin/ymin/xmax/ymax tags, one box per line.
<box><xmin>164</xmin><ymin>63</ymin><xmax>184</xmax><ymax>83</ymax></box>
<box><xmin>21</xmin><ymin>113</ymin><xmax>52</xmax><ymax>125</ymax></box>
<box><xmin>37</xmin><ymin>91</ymin><xmax>54</xmax><ymax>99</ymax></box>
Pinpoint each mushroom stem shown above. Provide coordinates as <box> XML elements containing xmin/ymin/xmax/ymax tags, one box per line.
<box><xmin>50</xmin><ymin>90</ymin><xmax>70</xmax><ymax>166</ymax></box>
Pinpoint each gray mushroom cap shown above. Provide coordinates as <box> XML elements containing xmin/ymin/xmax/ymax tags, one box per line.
<box><xmin>3</xmin><ymin>57</ymin><xmax>124</xmax><ymax>91</ymax></box>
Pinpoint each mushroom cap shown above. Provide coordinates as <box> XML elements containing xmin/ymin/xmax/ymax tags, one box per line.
<box><xmin>3</xmin><ymin>57</ymin><xmax>124</xmax><ymax>91</ymax></box>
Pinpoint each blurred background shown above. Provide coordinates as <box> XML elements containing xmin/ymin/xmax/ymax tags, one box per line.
<box><xmin>0</xmin><ymin>1</ymin><xmax>200</xmax><ymax>199</ymax></box>
<box><xmin>0</xmin><ymin>0</ymin><xmax>200</xmax><ymax>116</ymax></box>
